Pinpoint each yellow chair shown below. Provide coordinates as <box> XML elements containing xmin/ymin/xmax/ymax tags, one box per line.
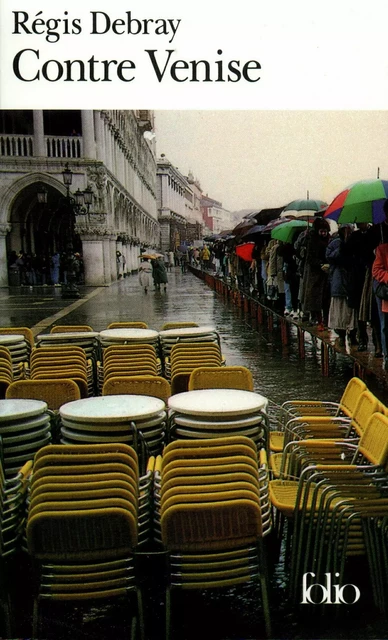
<box><xmin>0</xmin><ymin>327</ymin><xmax>34</xmax><ymax>350</ymax></box>
<box><xmin>107</xmin><ymin>321</ymin><xmax>148</xmax><ymax>329</ymax></box>
<box><xmin>50</xmin><ymin>325</ymin><xmax>94</xmax><ymax>333</ymax></box>
<box><xmin>188</xmin><ymin>365</ymin><xmax>254</xmax><ymax>391</ymax></box>
<box><xmin>161</xmin><ymin>322</ymin><xmax>199</xmax><ymax>330</ymax></box>
<box><xmin>6</xmin><ymin>379</ymin><xmax>81</xmax><ymax>411</ymax></box>
<box><xmin>102</xmin><ymin>375</ymin><xmax>171</xmax><ymax>402</ymax></box>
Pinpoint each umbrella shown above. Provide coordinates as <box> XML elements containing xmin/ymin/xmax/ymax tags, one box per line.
<box><xmin>139</xmin><ymin>253</ymin><xmax>156</xmax><ymax>259</ymax></box>
<box><xmin>240</xmin><ymin>224</ymin><xmax>266</xmax><ymax>239</ymax></box>
<box><xmin>324</xmin><ymin>179</ymin><xmax>388</xmax><ymax>224</ymax></box>
<box><xmin>281</xmin><ymin>199</ymin><xmax>327</xmax><ymax>218</ymax></box>
<box><xmin>231</xmin><ymin>219</ymin><xmax>257</xmax><ymax>237</ymax></box>
<box><xmin>244</xmin><ymin>207</ymin><xmax>286</xmax><ymax>224</ymax></box>
<box><xmin>235</xmin><ymin>242</ymin><xmax>255</xmax><ymax>261</ymax></box>
<box><xmin>271</xmin><ymin>220</ymin><xmax>308</xmax><ymax>243</ymax></box>
<box><xmin>261</xmin><ymin>217</ymin><xmax>293</xmax><ymax>234</ymax></box>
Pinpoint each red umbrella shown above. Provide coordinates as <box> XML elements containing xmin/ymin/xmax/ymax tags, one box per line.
<box><xmin>235</xmin><ymin>242</ymin><xmax>255</xmax><ymax>261</ymax></box>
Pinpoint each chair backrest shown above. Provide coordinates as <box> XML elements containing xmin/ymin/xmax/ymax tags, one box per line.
<box><xmin>188</xmin><ymin>366</ymin><xmax>254</xmax><ymax>391</ymax></box>
<box><xmin>50</xmin><ymin>325</ymin><xmax>94</xmax><ymax>333</ymax></box>
<box><xmin>6</xmin><ymin>379</ymin><xmax>81</xmax><ymax>411</ymax></box>
<box><xmin>0</xmin><ymin>327</ymin><xmax>34</xmax><ymax>349</ymax></box>
<box><xmin>107</xmin><ymin>321</ymin><xmax>148</xmax><ymax>329</ymax></box>
<box><xmin>357</xmin><ymin>411</ymin><xmax>388</xmax><ymax>466</ymax></box>
<box><xmin>161</xmin><ymin>322</ymin><xmax>199</xmax><ymax>330</ymax></box>
<box><xmin>102</xmin><ymin>375</ymin><xmax>170</xmax><ymax>401</ymax></box>
<box><xmin>339</xmin><ymin>377</ymin><xmax>367</xmax><ymax>417</ymax></box>
<box><xmin>350</xmin><ymin>390</ymin><xmax>381</xmax><ymax>437</ymax></box>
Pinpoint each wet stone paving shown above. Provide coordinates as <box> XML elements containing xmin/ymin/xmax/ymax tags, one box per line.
<box><xmin>1</xmin><ymin>268</ymin><xmax>387</xmax><ymax>639</ymax></box>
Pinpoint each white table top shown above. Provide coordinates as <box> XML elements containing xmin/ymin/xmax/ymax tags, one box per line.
<box><xmin>60</xmin><ymin>394</ymin><xmax>166</xmax><ymax>423</ymax></box>
<box><xmin>159</xmin><ymin>326</ymin><xmax>217</xmax><ymax>338</ymax></box>
<box><xmin>168</xmin><ymin>388</ymin><xmax>267</xmax><ymax>417</ymax></box>
<box><xmin>0</xmin><ymin>399</ymin><xmax>48</xmax><ymax>422</ymax></box>
<box><xmin>0</xmin><ymin>334</ymin><xmax>25</xmax><ymax>344</ymax></box>
<box><xmin>99</xmin><ymin>329</ymin><xmax>158</xmax><ymax>340</ymax></box>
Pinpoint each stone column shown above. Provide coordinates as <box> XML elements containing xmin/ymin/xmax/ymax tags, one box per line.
<box><xmin>109</xmin><ymin>236</ymin><xmax>117</xmax><ymax>281</ymax></box>
<box><xmin>81</xmin><ymin>110</ymin><xmax>96</xmax><ymax>160</ymax></box>
<box><xmin>94</xmin><ymin>111</ymin><xmax>105</xmax><ymax>162</ymax></box>
<box><xmin>33</xmin><ymin>110</ymin><xmax>45</xmax><ymax>157</ymax></box>
<box><xmin>79</xmin><ymin>230</ymin><xmax>106</xmax><ymax>286</ymax></box>
<box><xmin>0</xmin><ymin>224</ymin><xmax>11</xmax><ymax>287</ymax></box>
<box><xmin>102</xmin><ymin>236</ymin><xmax>112</xmax><ymax>285</ymax></box>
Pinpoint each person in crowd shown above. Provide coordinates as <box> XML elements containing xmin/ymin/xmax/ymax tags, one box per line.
<box><xmin>164</xmin><ymin>251</ymin><xmax>170</xmax><ymax>272</ymax></box>
<box><xmin>168</xmin><ymin>250</ymin><xmax>175</xmax><ymax>270</ymax></box>
<box><xmin>277</xmin><ymin>239</ymin><xmax>300</xmax><ymax>318</ymax></box>
<box><xmin>50</xmin><ymin>252</ymin><xmax>60</xmax><ymax>285</ymax></box>
<box><xmin>372</xmin><ymin>240</ymin><xmax>388</xmax><ymax>369</ymax></box>
<box><xmin>201</xmin><ymin>244</ymin><xmax>210</xmax><ymax>270</ymax></box>
<box><xmin>152</xmin><ymin>256</ymin><xmax>168</xmax><ymax>292</ymax></box>
<box><xmin>326</xmin><ymin>224</ymin><xmax>358</xmax><ymax>347</ymax></box>
<box><xmin>266</xmin><ymin>239</ymin><xmax>285</xmax><ymax>313</ymax></box>
<box><xmin>138</xmin><ymin>257</ymin><xmax>152</xmax><ymax>294</ymax></box>
<box><xmin>180</xmin><ymin>251</ymin><xmax>188</xmax><ymax>273</ymax></box>
<box><xmin>346</xmin><ymin>222</ymin><xmax>382</xmax><ymax>355</ymax></box>
<box><xmin>299</xmin><ymin>217</ymin><xmax>331</xmax><ymax>330</ymax></box>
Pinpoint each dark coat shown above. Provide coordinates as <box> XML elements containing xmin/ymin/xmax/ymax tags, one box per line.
<box><xmin>152</xmin><ymin>259</ymin><xmax>168</xmax><ymax>284</ymax></box>
<box><xmin>300</xmin><ymin>228</ymin><xmax>330</xmax><ymax>313</ymax></box>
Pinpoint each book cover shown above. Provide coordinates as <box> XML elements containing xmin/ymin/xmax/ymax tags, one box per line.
<box><xmin>0</xmin><ymin>1</ymin><xmax>387</xmax><ymax>639</ymax></box>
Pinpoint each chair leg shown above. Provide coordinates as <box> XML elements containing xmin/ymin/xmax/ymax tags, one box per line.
<box><xmin>32</xmin><ymin>597</ymin><xmax>40</xmax><ymax>639</ymax></box>
<box><xmin>136</xmin><ymin>587</ymin><xmax>145</xmax><ymax>640</ymax></box>
<box><xmin>165</xmin><ymin>586</ymin><xmax>171</xmax><ymax>640</ymax></box>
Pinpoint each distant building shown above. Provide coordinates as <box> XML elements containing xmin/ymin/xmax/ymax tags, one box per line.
<box><xmin>201</xmin><ymin>195</ymin><xmax>232</xmax><ymax>234</ymax></box>
<box><xmin>156</xmin><ymin>157</ymin><xmax>203</xmax><ymax>251</ymax></box>
<box><xmin>0</xmin><ymin>109</ymin><xmax>159</xmax><ymax>286</ymax></box>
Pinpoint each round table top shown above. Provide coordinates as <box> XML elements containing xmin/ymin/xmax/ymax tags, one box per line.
<box><xmin>0</xmin><ymin>334</ymin><xmax>25</xmax><ymax>344</ymax></box>
<box><xmin>60</xmin><ymin>394</ymin><xmax>166</xmax><ymax>423</ymax></box>
<box><xmin>0</xmin><ymin>399</ymin><xmax>48</xmax><ymax>422</ymax></box>
<box><xmin>159</xmin><ymin>326</ymin><xmax>217</xmax><ymax>338</ymax></box>
<box><xmin>99</xmin><ymin>329</ymin><xmax>158</xmax><ymax>341</ymax></box>
<box><xmin>168</xmin><ymin>388</ymin><xmax>267</xmax><ymax>417</ymax></box>
<box><xmin>37</xmin><ymin>332</ymin><xmax>99</xmax><ymax>340</ymax></box>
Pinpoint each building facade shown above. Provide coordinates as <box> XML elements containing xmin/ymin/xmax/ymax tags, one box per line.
<box><xmin>0</xmin><ymin>109</ymin><xmax>159</xmax><ymax>286</ymax></box>
<box><xmin>157</xmin><ymin>157</ymin><xmax>204</xmax><ymax>252</ymax></box>
<box><xmin>201</xmin><ymin>195</ymin><xmax>232</xmax><ymax>235</ymax></box>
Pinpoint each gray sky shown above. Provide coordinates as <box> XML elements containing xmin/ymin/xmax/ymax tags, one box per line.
<box><xmin>154</xmin><ymin>111</ymin><xmax>388</xmax><ymax>212</ymax></box>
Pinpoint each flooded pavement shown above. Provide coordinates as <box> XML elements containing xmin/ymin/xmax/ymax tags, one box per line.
<box><xmin>2</xmin><ymin>269</ymin><xmax>388</xmax><ymax>639</ymax></box>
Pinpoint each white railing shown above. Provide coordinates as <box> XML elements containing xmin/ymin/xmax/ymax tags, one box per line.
<box><xmin>0</xmin><ymin>134</ymin><xmax>33</xmax><ymax>157</ymax></box>
<box><xmin>46</xmin><ymin>136</ymin><xmax>83</xmax><ymax>158</ymax></box>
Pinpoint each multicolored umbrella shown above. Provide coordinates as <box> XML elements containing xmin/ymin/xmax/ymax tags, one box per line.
<box><xmin>324</xmin><ymin>179</ymin><xmax>388</xmax><ymax>224</ymax></box>
<box><xmin>235</xmin><ymin>242</ymin><xmax>255</xmax><ymax>261</ymax></box>
<box><xmin>271</xmin><ymin>219</ymin><xmax>308</xmax><ymax>244</ymax></box>
<box><xmin>281</xmin><ymin>199</ymin><xmax>327</xmax><ymax>218</ymax></box>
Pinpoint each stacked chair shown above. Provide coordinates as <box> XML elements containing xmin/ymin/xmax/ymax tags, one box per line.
<box><xmin>163</xmin><ymin>339</ymin><xmax>224</xmax><ymax>395</ymax></box>
<box><xmin>167</xmin><ymin>388</ymin><xmax>268</xmax><ymax>449</ymax></box>
<box><xmin>58</xmin><ymin>395</ymin><xmax>167</xmax><ymax>472</ymax></box>
<box><xmin>107</xmin><ymin>322</ymin><xmax>149</xmax><ymax>329</ymax></box>
<box><xmin>26</xmin><ymin>443</ymin><xmax>151</xmax><ymax>639</ymax></box>
<box><xmin>153</xmin><ymin>436</ymin><xmax>272</xmax><ymax>638</ymax></box>
<box><xmin>0</xmin><ymin>332</ymin><xmax>31</xmax><ymax>381</ymax></box>
<box><xmin>161</xmin><ymin>322</ymin><xmax>199</xmax><ymax>330</ymax></box>
<box><xmin>268</xmin><ymin>403</ymin><xmax>388</xmax><ymax>611</ymax></box>
<box><xmin>270</xmin><ymin>376</ymin><xmax>367</xmax><ymax>454</ymax></box>
<box><xmin>188</xmin><ymin>365</ymin><xmax>254</xmax><ymax>391</ymax></box>
<box><xmin>50</xmin><ymin>324</ymin><xmax>95</xmax><ymax>333</ymax></box>
<box><xmin>35</xmin><ymin>331</ymin><xmax>100</xmax><ymax>370</ymax></box>
<box><xmin>0</xmin><ymin>347</ymin><xmax>14</xmax><ymax>399</ymax></box>
<box><xmin>0</xmin><ymin>453</ymin><xmax>32</xmax><ymax>637</ymax></box>
<box><xmin>28</xmin><ymin>345</ymin><xmax>93</xmax><ymax>398</ymax></box>
<box><xmin>98</xmin><ymin>343</ymin><xmax>162</xmax><ymax>395</ymax></box>
<box><xmin>103</xmin><ymin>375</ymin><xmax>171</xmax><ymax>403</ymax></box>
<box><xmin>0</xmin><ymin>399</ymin><xmax>51</xmax><ymax>478</ymax></box>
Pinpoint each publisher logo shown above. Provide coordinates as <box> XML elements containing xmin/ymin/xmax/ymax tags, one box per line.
<box><xmin>301</xmin><ymin>572</ymin><xmax>361</xmax><ymax>605</ymax></box>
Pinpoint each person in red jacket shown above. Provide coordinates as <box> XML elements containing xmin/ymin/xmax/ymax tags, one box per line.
<box><xmin>372</xmin><ymin>222</ymin><xmax>388</xmax><ymax>368</ymax></box>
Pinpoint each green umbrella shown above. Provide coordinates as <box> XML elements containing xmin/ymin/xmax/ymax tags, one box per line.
<box><xmin>271</xmin><ymin>219</ymin><xmax>308</xmax><ymax>243</ymax></box>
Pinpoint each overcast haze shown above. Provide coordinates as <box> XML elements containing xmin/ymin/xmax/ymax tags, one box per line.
<box><xmin>154</xmin><ymin>111</ymin><xmax>388</xmax><ymax>212</ymax></box>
